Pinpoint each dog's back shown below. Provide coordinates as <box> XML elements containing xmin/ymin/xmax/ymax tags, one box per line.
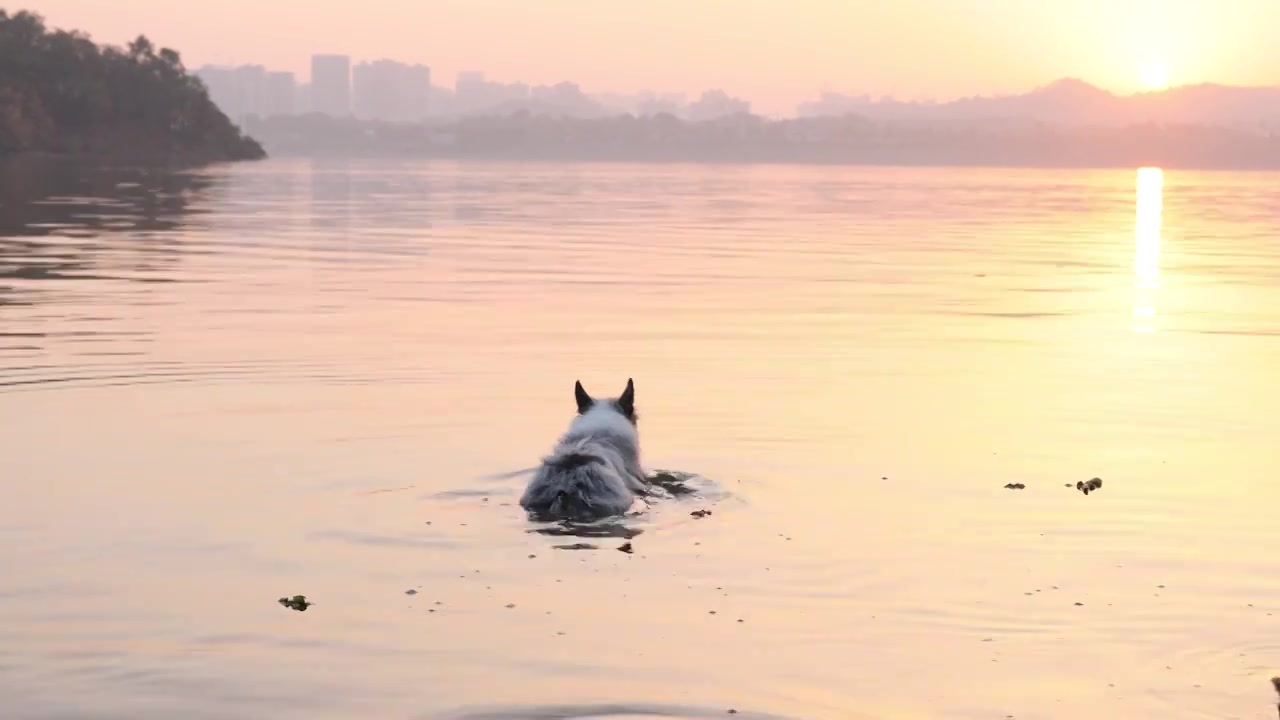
<box><xmin>520</xmin><ymin>379</ymin><xmax>646</xmax><ymax>521</ymax></box>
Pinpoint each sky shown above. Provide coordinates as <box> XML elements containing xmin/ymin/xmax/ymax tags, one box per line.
<box><xmin>21</xmin><ymin>0</ymin><xmax>1280</xmax><ymax>115</ymax></box>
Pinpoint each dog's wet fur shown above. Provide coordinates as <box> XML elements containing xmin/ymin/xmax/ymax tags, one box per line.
<box><xmin>519</xmin><ymin>379</ymin><xmax>649</xmax><ymax>522</ymax></box>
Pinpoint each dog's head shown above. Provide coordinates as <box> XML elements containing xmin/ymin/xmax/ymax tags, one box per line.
<box><xmin>574</xmin><ymin>378</ymin><xmax>636</xmax><ymax>425</ymax></box>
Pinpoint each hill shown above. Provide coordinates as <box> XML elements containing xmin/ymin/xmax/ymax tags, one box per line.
<box><xmin>0</xmin><ymin>10</ymin><xmax>264</xmax><ymax>164</ymax></box>
<box><xmin>798</xmin><ymin>78</ymin><xmax>1280</xmax><ymax>130</ymax></box>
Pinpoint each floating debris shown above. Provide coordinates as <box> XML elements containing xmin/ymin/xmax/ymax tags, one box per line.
<box><xmin>1004</xmin><ymin>483</ymin><xmax>1026</xmax><ymax>490</ymax></box>
<box><xmin>1076</xmin><ymin>477</ymin><xmax>1103</xmax><ymax>495</ymax></box>
<box><xmin>691</xmin><ymin>509</ymin><xmax>713</xmax><ymax>518</ymax></box>
<box><xmin>505</xmin><ymin>603</ymin><xmax>516</xmax><ymax>609</ymax></box>
<box><xmin>618</xmin><ymin>542</ymin><xmax>634</xmax><ymax>554</ymax></box>
<box><xmin>554</xmin><ymin>542</ymin><xmax>597</xmax><ymax>551</ymax></box>
<box><xmin>405</xmin><ymin>589</ymin><xmax>418</xmax><ymax>596</ymax></box>
<box><xmin>278</xmin><ymin>595</ymin><xmax>312</xmax><ymax>612</ymax></box>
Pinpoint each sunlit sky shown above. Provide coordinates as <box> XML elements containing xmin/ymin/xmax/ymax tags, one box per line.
<box><xmin>22</xmin><ymin>0</ymin><xmax>1280</xmax><ymax>114</ymax></box>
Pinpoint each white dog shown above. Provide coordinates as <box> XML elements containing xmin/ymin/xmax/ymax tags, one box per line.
<box><xmin>519</xmin><ymin>379</ymin><xmax>648</xmax><ymax>521</ymax></box>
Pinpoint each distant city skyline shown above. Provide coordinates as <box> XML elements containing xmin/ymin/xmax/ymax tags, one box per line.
<box><xmin>196</xmin><ymin>54</ymin><xmax>764</xmax><ymax>122</ymax></box>
<box><xmin>21</xmin><ymin>0</ymin><xmax>1280</xmax><ymax>116</ymax></box>
<box><xmin>196</xmin><ymin>54</ymin><xmax>1280</xmax><ymax>128</ymax></box>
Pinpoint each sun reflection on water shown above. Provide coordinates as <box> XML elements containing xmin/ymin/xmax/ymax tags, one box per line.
<box><xmin>1133</xmin><ymin>167</ymin><xmax>1163</xmax><ymax>332</ymax></box>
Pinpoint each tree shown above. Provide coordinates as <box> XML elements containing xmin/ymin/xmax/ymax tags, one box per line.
<box><xmin>0</xmin><ymin>13</ymin><xmax>264</xmax><ymax>162</ymax></box>
<box><xmin>127</xmin><ymin>35</ymin><xmax>153</xmax><ymax>62</ymax></box>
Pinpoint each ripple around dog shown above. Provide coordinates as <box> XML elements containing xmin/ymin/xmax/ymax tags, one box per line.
<box><xmin>521</xmin><ymin>468</ymin><xmax>721</xmax><ymax>540</ymax></box>
<box><xmin>647</xmin><ymin>469</ymin><xmax>701</xmax><ymax>495</ymax></box>
<box><xmin>646</xmin><ymin>469</ymin><xmax>729</xmax><ymax>503</ymax></box>
<box><xmin>529</xmin><ymin>520</ymin><xmax>643</xmax><ymax>540</ymax></box>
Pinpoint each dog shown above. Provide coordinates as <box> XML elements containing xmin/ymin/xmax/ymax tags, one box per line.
<box><xmin>519</xmin><ymin>379</ymin><xmax>649</xmax><ymax>521</ymax></box>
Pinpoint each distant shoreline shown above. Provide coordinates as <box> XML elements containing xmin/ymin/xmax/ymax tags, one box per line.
<box><xmin>10</xmin><ymin>147</ymin><xmax>1278</xmax><ymax>173</ymax></box>
<box><xmin>241</xmin><ymin>113</ymin><xmax>1280</xmax><ymax>172</ymax></box>
<box><xmin>249</xmin><ymin>149</ymin><xmax>1280</xmax><ymax>173</ymax></box>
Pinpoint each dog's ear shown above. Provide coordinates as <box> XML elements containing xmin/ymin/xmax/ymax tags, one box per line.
<box><xmin>617</xmin><ymin>378</ymin><xmax>635</xmax><ymax>416</ymax></box>
<box><xmin>574</xmin><ymin>381</ymin><xmax>593</xmax><ymax>414</ymax></box>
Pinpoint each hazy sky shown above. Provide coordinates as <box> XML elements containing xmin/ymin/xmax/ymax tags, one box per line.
<box><xmin>24</xmin><ymin>0</ymin><xmax>1280</xmax><ymax>114</ymax></box>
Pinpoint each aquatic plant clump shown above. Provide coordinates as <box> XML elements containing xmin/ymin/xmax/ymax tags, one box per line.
<box><xmin>278</xmin><ymin>595</ymin><xmax>312</xmax><ymax>611</ymax></box>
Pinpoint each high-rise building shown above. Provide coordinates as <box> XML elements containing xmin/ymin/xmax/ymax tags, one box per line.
<box><xmin>311</xmin><ymin>54</ymin><xmax>351</xmax><ymax>117</ymax></box>
<box><xmin>197</xmin><ymin>64</ymin><xmax>266</xmax><ymax>122</ymax></box>
<box><xmin>262</xmin><ymin>71</ymin><xmax>296</xmax><ymax>117</ymax></box>
<box><xmin>454</xmin><ymin>71</ymin><xmax>530</xmax><ymax>116</ymax></box>
<box><xmin>296</xmin><ymin>83</ymin><xmax>312</xmax><ymax>115</ymax></box>
<box><xmin>406</xmin><ymin>65</ymin><xmax>431</xmax><ymax>120</ymax></box>
<box><xmin>353</xmin><ymin>60</ymin><xmax>431</xmax><ymax>122</ymax></box>
<box><xmin>197</xmin><ymin>66</ymin><xmax>237</xmax><ymax>115</ymax></box>
<box><xmin>454</xmin><ymin>70</ymin><xmax>488</xmax><ymax>115</ymax></box>
<box><xmin>428</xmin><ymin>85</ymin><xmax>455</xmax><ymax>116</ymax></box>
<box><xmin>688</xmin><ymin>89</ymin><xmax>752</xmax><ymax>121</ymax></box>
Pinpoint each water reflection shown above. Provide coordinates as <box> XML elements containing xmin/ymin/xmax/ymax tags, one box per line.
<box><xmin>6</xmin><ymin>161</ymin><xmax>1280</xmax><ymax>720</ymax></box>
<box><xmin>0</xmin><ymin>157</ymin><xmax>214</xmax><ymax>306</ymax></box>
<box><xmin>309</xmin><ymin>158</ymin><xmax>353</xmax><ymax>240</ymax></box>
<box><xmin>1133</xmin><ymin>167</ymin><xmax>1163</xmax><ymax>332</ymax></box>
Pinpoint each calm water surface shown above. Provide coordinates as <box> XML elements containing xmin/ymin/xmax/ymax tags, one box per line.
<box><xmin>2</xmin><ymin>159</ymin><xmax>1279</xmax><ymax>720</ymax></box>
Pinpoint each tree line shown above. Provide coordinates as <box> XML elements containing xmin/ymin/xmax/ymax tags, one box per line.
<box><xmin>0</xmin><ymin>10</ymin><xmax>264</xmax><ymax>163</ymax></box>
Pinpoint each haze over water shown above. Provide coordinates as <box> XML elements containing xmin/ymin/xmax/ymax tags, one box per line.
<box><xmin>2</xmin><ymin>159</ymin><xmax>1280</xmax><ymax>719</ymax></box>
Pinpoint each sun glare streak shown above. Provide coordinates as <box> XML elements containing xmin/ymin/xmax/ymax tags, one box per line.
<box><xmin>1133</xmin><ymin>167</ymin><xmax>1163</xmax><ymax>332</ymax></box>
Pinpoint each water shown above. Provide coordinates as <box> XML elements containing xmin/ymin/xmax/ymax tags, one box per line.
<box><xmin>2</xmin><ymin>157</ymin><xmax>1279</xmax><ymax>720</ymax></box>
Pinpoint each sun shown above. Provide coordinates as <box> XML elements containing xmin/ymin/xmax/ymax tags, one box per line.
<box><xmin>1139</xmin><ymin>62</ymin><xmax>1170</xmax><ymax>91</ymax></box>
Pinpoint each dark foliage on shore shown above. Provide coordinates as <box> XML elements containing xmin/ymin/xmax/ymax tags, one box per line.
<box><xmin>0</xmin><ymin>10</ymin><xmax>264</xmax><ymax>163</ymax></box>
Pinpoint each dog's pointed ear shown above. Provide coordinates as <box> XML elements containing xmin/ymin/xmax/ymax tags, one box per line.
<box><xmin>617</xmin><ymin>378</ymin><xmax>635</xmax><ymax>414</ymax></box>
<box><xmin>574</xmin><ymin>381</ymin><xmax>593</xmax><ymax>414</ymax></box>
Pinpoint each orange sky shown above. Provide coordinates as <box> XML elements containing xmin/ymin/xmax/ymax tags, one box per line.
<box><xmin>22</xmin><ymin>0</ymin><xmax>1280</xmax><ymax>115</ymax></box>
